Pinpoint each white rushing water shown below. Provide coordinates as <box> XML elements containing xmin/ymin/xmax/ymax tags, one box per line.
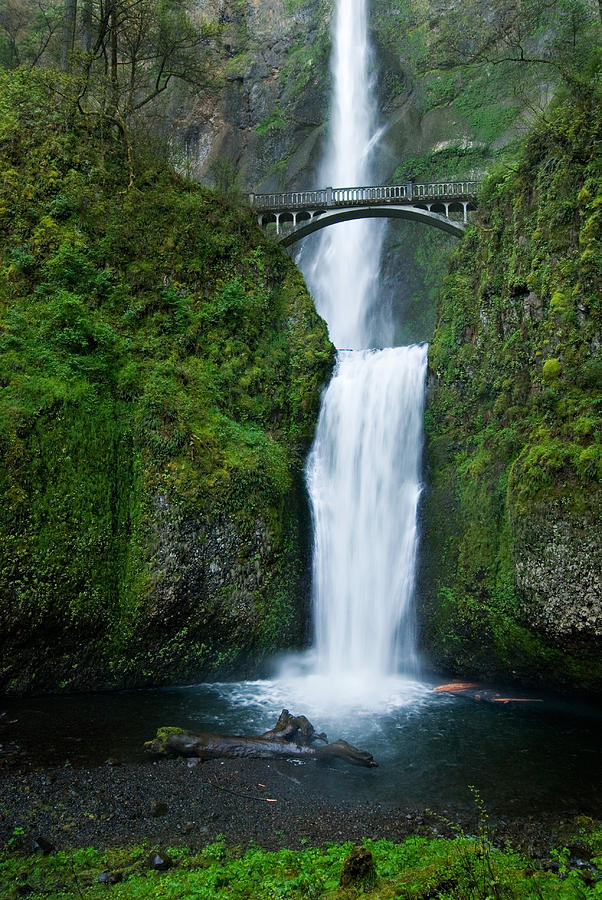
<box><xmin>301</xmin><ymin>0</ymin><xmax>389</xmax><ymax>350</ymax></box>
<box><xmin>294</xmin><ymin>0</ymin><xmax>428</xmax><ymax>697</ymax></box>
<box><xmin>306</xmin><ymin>346</ymin><xmax>427</xmax><ymax>679</ymax></box>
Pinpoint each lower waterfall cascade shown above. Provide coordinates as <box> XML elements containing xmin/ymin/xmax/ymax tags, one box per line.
<box><xmin>306</xmin><ymin>345</ymin><xmax>428</xmax><ymax>680</ymax></box>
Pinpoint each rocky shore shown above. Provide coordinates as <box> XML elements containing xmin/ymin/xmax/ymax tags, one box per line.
<box><xmin>1</xmin><ymin>755</ymin><xmax>599</xmax><ymax>862</ymax></box>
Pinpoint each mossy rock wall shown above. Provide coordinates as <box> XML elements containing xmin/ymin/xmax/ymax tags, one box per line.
<box><xmin>179</xmin><ymin>1</ymin><xmax>546</xmax><ymax>194</ymax></box>
<box><xmin>420</xmin><ymin>76</ymin><xmax>602</xmax><ymax>693</ymax></box>
<box><xmin>0</xmin><ymin>69</ymin><xmax>333</xmax><ymax>694</ymax></box>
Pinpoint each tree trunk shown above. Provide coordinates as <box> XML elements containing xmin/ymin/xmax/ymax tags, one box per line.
<box><xmin>109</xmin><ymin>1</ymin><xmax>119</xmax><ymax>113</ymax></box>
<box><xmin>145</xmin><ymin>709</ymin><xmax>378</xmax><ymax>768</ymax></box>
<box><xmin>81</xmin><ymin>0</ymin><xmax>93</xmax><ymax>55</ymax></box>
<box><xmin>60</xmin><ymin>0</ymin><xmax>77</xmax><ymax>72</ymax></box>
<box><xmin>434</xmin><ymin>683</ymin><xmax>542</xmax><ymax>703</ymax></box>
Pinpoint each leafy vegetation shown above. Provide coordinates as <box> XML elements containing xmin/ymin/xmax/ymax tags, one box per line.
<box><xmin>1</xmin><ymin>822</ymin><xmax>602</xmax><ymax>899</ymax></box>
<box><xmin>0</xmin><ymin>0</ymin><xmax>220</xmax><ymax>131</ymax></box>
<box><xmin>0</xmin><ymin>66</ymin><xmax>333</xmax><ymax>693</ymax></box>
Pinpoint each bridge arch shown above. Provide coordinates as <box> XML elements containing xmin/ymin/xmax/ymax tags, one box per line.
<box><xmin>277</xmin><ymin>204</ymin><xmax>467</xmax><ymax>247</ymax></box>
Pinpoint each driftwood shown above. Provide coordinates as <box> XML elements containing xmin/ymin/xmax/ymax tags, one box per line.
<box><xmin>434</xmin><ymin>682</ymin><xmax>542</xmax><ymax>703</ymax></box>
<box><xmin>145</xmin><ymin>708</ymin><xmax>378</xmax><ymax>767</ymax></box>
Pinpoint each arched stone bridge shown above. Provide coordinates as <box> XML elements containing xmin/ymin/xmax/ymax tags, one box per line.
<box><xmin>249</xmin><ymin>181</ymin><xmax>480</xmax><ymax>245</ymax></box>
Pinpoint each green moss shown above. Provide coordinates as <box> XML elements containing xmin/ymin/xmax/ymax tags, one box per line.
<box><xmin>2</xmin><ymin>828</ymin><xmax>602</xmax><ymax>899</ymax></box>
<box><xmin>156</xmin><ymin>727</ymin><xmax>184</xmax><ymax>739</ymax></box>
<box><xmin>577</xmin><ymin>445</ymin><xmax>602</xmax><ymax>481</ymax></box>
<box><xmin>393</xmin><ymin>146</ymin><xmax>492</xmax><ymax>185</ymax></box>
<box><xmin>422</xmin><ymin>70</ymin><xmax>602</xmax><ymax>693</ymax></box>
<box><xmin>256</xmin><ymin>110</ymin><xmax>287</xmax><ymax>136</ymax></box>
<box><xmin>0</xmin><ymin>67</ymin><xmax>333</xmax><ymax>693</ymax></box>
<box><xmin>143</xmin><ymin>726</ymin><xmax>186</xmax><ymax>754</ymax></box>
<box><xmin>542</xmin><ymin>357</ymin><xmax>563</xmax><ymax>381</ymax></box>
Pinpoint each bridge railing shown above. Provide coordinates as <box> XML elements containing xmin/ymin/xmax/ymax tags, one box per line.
<box><xmin>412</xmin><ymin>181</ymin><xmax>480</xmax><ymax>199</ymax></box>
<box><xmin>250</xmin><ymin>189</ymin><xmax>332</xmax><ymax>209</ymax></box>
<box><xmin>249</xmin><ymin>180</ymin><xmax>480</xmax><ymax>211</ymax></box>
<box><xmin>331</xmin><ymin>184</ymin><xmax>410</xmax><ymax>203</ymax></box>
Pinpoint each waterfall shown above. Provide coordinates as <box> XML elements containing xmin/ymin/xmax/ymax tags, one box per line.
<box><xmin>302</xmin><ymin>0</ymin><xmax>389</xmax><ymax>350</ymax></box>
<box><xmin>297</xmin><ymin>0</ymin><xmax>427</xmax><ymax>685</ymax></box>
<box><xmin>306</xmin><ymin>346</ymin><xmax>427</xmax><ymax>678</ymax></box>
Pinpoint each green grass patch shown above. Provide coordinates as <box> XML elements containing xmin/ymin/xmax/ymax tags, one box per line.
<box><xmin>1</xmin><ymin>825</ymin><xmax>602</xmax><ymax>899</ymax></box>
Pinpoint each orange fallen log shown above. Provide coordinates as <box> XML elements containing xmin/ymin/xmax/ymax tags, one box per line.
<box><xmin>434</xmin><ymin>682</ymin><xmax>479</xmax><ymax>693</ymax></box>
<box><xmin>434</xmin><ymin>683</ymin><xmax>542</xmax><ymax>703</ymax></box>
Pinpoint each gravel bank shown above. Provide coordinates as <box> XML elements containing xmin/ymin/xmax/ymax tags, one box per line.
<box><xmin>1</xmin><ymin>756</ymin><xmax>594</xmax><ymax>860</ymax></box>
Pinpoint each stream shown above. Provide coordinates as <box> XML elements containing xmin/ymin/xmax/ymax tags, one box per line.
<box><xmin>2</xmin><ymin>675</ymin><xmax>601</xmax><ymax>817</ymax></box>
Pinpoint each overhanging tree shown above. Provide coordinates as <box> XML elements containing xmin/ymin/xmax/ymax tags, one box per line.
<box><xmin>426</xmin><ymin>0</ymin><xmax>600</xmax><ymax>76</ymax></box>
<box><xmin>1</xmin><ymin>0</ymin><xmax>219</xmax><ymax>120</ymax></box>
<box><xmin>0</xmin><ymin>0</ymin><xmax>220</xmax><ymax>185</ymax></box>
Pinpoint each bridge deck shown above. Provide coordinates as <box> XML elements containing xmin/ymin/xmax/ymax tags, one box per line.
<box><xmin>249</xmin><ymin>180</ymin><xmax>480</xmax><ymax>212</ymax></box>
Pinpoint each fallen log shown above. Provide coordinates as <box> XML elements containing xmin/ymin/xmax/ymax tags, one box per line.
<box><xmin>434</xmin><ymin>683</ymin><xmax>542</xmax><ymax>703</ymax></box>
<box><xmin>144</xmin><ymin>708</ymin><xmax>378</xmax><ymax>768</ymax></box>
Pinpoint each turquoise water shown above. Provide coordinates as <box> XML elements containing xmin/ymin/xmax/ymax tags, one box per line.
<box><xmin>2</xmin><ymin>674</ymin><xmax>601</xmax><ymax>816</ymax></box>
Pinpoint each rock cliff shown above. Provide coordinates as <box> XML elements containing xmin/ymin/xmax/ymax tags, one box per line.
<box><xmin>177</xmin><ymin>0</ymin><xmax>539</xmax><ymax>198</ymax></box>
<box><xmin>175</xmin><ymin>0</ymin><xmax>331</xmax><ymax>190</ymax></box>
<box><xmin>420</xmin><ymin>75</ymin><xmax>602</xmax><ymax>693</ymax></box>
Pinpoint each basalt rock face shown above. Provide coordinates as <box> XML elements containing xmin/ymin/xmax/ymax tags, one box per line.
<box><xmin>420</xmin><ymin>78</ymin><xmax>602</xmax><ymax>694</ymax></box>
<box><xmin>182</xmin><ymin>0</ymin><xmax>537</xmax><ymax>194</ymax></box>
<box><xmin>175</xmin><ymin>0</ymin><xmax>533</xmax><ymax>201</ymax></box>
<box><xmin>176</xmin><ymin>0</ymin><xmax>331</xmax><ymax>191</ymax></box>
<box><xmin>131</xmin><ymin>489</ymin><xmax>313</xmax><ymax>684</ymax></box>
<box><xmin>512</xmin><ymin>499</ymin><xmax>602</xmax><ymax>650</ymax></box>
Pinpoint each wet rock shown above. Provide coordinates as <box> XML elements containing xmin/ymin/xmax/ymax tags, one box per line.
<box><xmin>567</xmin><ymin>841</ymin><xmax>592</xmax><ymax>861</ymax></box>
<box><xmin>513</xmin><ymin>501</ymin><xmax>602</xmax><ymax>647</ymax></box>
<box><xmin>32</xmin><ymin>836</ymin><xmax>55</xmax><ymax>855</ymax></box>
<box><xmin>98</xmin><ymin>871</ymin><xmax>122</xmax><ymax>884</ymax></box>
<box><xmin>339</xmin><ymin>846</ymin><xmax>377</xmax><ymax>888</ymax></box>
<box><xmin>148</xmin><ymin>851</ymin><xmax>173</xmax><ymax>871</ymax></box>
<box><xmin>150</xmin><ymin>800</ymin><xmax>168</xmax><ymax>817</ymax></box>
